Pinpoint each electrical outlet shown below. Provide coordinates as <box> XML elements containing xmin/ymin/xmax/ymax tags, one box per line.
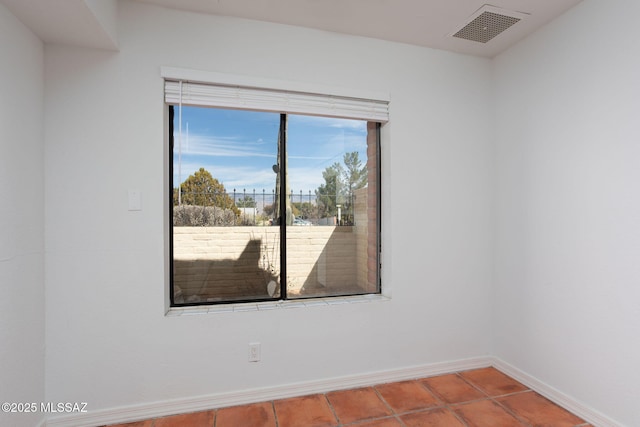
<box><xmin>248</xmin><ymin>342</ymin><xmax>261</xmax><ymax>362</ymax></box>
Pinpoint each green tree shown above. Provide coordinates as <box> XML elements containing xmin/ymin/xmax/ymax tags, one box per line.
<box><xmin>236</xmin><ymin>196</ymin><xmax>256</xmax><ymax>208</ymax></box>
<box><xmin>315</xmin><ymin>152</ymin><xmax>367</xmax><ymax>222</ymax></box>
<box><xmin>341</xmin><ymin>152</ymin><xmax>367</xmax><ymax>223</ymax></box>
<box><xmin>175</xmin><ymin>168</ymin><xmax>240</xmax><ymax>216</ymax></box>
<box><xmin>316</xmin><ymin>162</ymin><xmax>344</xmax><ymax>218</ymax></box>
<box><xmin>342</xmin><ymin>151</ymin><xmax>367</xmax><ymax>197</ymax></box>
<box><xmin>292</xmin><ymin>201</ymin><xmax>316</xmax><ymax>220</ymax></box>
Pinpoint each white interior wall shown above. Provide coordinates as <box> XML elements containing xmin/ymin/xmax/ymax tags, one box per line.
<box><xmin>12</xmin><ymin>0</ymin><xmax>637</xmax><ymax>424</ymax></box>
<box><xmin>493</xmin><ymin>1</ymin><xmax>640</xmax><ymax>425</ymax></box>
<box><xmin>0</xmin><ymin>4</ymin><xmax>45</xmax><ymax>427</ymax></box>
<box><xmin>43</xmin><ymin>0</ymin><xmax>493</xmax><ymax>413</ymax></box>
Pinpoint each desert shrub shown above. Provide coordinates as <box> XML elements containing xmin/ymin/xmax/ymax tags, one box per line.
<box><xmin>173</xmin><ymin>205</ymin><xmax>237</xmax><ymax>226</ymax></box>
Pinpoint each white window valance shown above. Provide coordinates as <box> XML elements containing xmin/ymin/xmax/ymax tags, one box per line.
<box><xmin>164</xmin><ymin>75</ymin><xmax>389</xmax><ymax>123</ymax></box>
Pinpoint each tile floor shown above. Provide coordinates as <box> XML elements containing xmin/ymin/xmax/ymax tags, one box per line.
<box><xmin>105</xmin><ymin>367</ymin><xmax>591</xmax><ymax>427</ymax></box>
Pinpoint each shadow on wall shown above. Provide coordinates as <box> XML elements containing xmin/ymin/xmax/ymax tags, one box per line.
<box><xmin>173</xmin><ymin>239</ymin><xmax>278</xmax><ymax>303</ymax></box>
<box><xmin>295</xmin><ymin>226</ymin><xmax>367</xmax><ymax>298</ymax></box>
<box><xmin>173</xmin><ymin>226</ymin><xmax>372</xmax><ymax>303</ymax></box>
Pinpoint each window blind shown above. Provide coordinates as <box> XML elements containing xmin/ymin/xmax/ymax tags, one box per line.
<box><xmin>164</xmin><ymin>80</ymin><xmax>389</xmax><ymax>123</ymax></box>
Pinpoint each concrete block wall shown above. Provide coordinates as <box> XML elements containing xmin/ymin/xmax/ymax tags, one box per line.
<box><xmin>173</xmin><ymin>226</ymin><xmax>364</xmax><ymax>300</ymax></box>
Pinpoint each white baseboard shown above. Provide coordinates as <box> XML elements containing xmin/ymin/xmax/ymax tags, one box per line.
<box><xmin>45</xmin><ymin>356</ymin><xmax>623</xmax><ymax>427</ymax></box>
<box><xmin>45</xmin><ymin>356</ymin><xmax>492</xmax><ymax>427</ymax></box>
<box><xmin>492</xmin><ymin>357</ymin><xmax>622</xmax><ymax>427</ymax></box>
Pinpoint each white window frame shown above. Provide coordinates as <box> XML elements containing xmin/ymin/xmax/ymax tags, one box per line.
<box><xmin>162</xmin><ymin>67</ymin><xmax>390</xmax><ymax>313</ymax></box>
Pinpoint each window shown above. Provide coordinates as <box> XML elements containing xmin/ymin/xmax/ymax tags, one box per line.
<box><xmin>166</xmin><ymin>77</ymin><xmax>387</xmax><ymax>306</ymax></box>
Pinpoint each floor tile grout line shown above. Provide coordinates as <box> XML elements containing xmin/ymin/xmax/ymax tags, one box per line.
<box><xmin>435</xmin><ymin>368</ymin><xmax>533</xmax><ymax>427</ymax></box>
<box><xmin>489</xmin><ymin>395</ymin><xmax>534</xmax><ymax>427</ymax></box>
<box><xmin>492</xmin><ymin>390</ymin><xmax>588</xmax><ymax>427</ymax></box>
<box><xmin>454</xmin><ymin>366</ymin><xmax>564</xmax><ymax>419</ymax></box>
<box><xmin>444</xmin><ymin>405</ymin><xmax>472</xmax><ymax>427</ymax></box>
<box><xmin>439</xmin><ymin>375</ymin><xmax>533</xmax><ymax>427</ymax></box>
<box><xmin>328</xmin><ymin>386</ymin><xmax>414</xmax><ymax>426</ymax></box>
<box><xmin>381</xmin><ymin>402</ymin><xmax>448</xmax><ymax>419</ymax></box>
<box><xmin>348</xmin><ymin>383</ymin><xmax>477</xmax><ymax>427</ymax></box>
<box><xmin>394</xmin><ymin>413</ymin><xmax>409</xmax><ymax>427</ymax></box>
<box><xmin>372</xmin><ymin>379</ymin><xmax>446</xmax><ymax>415</ymax></box>
<box><xmin>416</xmin><ymin>376</ymin><xmax>450</xmax><ymax>404</ymax></box>
<box><xmin>407</xmin><ymin>378</ymin><xmax>446</xmax><ymax>408</ymax></box>
<box><xmin>417</xmin><ymin>372</ymin><xmax>516</xmax><ymax>425</ymax></box>
<box><xmin>418</xmin><ymin>374</ymin><xmax>488</xmax><ymax>409</ymax></box>
<box><xmin>403</xmin><ymin>404</ymin><xmax>473</xmax><ymax>427</ymax></box>
<box><xmin>492</xmin><ymin>389</ymin><xmax>533</xmax><ymax>399</ymax></box>
<box><xmin>339</xmin><ymin>413</ymin><xmax>405</xmax><ymax>426</ymax></box>
<box><xmin>321</xmin><ymin>392</ymin><xmax>341</xmax><ymax>426</ymax></box>
<box><xmin>372</xmin><ymin>384</ymin><xmax>400</xmax><ymax>417</ymax></box>
<box><xmin>270</xmin><ymin>400</ymin><xmax>279</xmax><ymax>427</ymax></box>
<box><xmin>455</xmin><ymin>370</ymin><xmax>498</xmax><ymax>399</ymax></box>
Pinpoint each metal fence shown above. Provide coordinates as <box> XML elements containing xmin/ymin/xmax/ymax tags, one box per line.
<box><xmin>173</xmin><ymin>189</ymin><xmax>356</xmax><ymax>226</ymax></box>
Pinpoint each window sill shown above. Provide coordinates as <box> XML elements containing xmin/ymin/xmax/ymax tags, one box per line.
<box><xmin>166</xmin><ymin>294</ymin><xmax>390</xmax><ymax>317</ymax></box>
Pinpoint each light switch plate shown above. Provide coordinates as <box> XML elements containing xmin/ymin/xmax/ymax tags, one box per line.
<box><xmin>128</xmin><ymin>190</ymin><xmax>142</xmax><ymax>211</ymax></box>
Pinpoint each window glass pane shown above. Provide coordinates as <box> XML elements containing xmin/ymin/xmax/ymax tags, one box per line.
<box><xmin>172</xmin><ymin>107</ymin><xmax>281</xmax><ymax>304</ymax></box>
<box><xmin>170</xmin><ymin>106</ymin><xmax>380</xmax><ymax>306</ymax></box>
<box><xmin>285</xmin><ymin>115</ymin><xmax>379</xmax><ymax>299</ymax></box>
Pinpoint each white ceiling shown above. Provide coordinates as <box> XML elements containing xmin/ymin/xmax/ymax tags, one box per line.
<box><xmin>1</xmin><ymin>0</ymin><xmax>119</xmax><ymax>50</ymax></box>
<box><xmin>2</xmin><ymin>0</ymin><xmax>583</xmax><ymax>57</ymax></box>
<box><xmin>135</xmin><ymin>0</ymin><xmax>584</xmax><ymax>57</ymax></box>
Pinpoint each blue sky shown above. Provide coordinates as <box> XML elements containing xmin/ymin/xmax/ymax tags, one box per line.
<box><xmin>172</xmin><ymin>106</ymin><xmax>368</xmax><ymax>196</ymax></box>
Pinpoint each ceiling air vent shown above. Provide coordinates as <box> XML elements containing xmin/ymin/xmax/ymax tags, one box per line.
<box><xmin>452</xmin><ymin>5</ymin><xmax>528</xmax><ymax>44</ymax></box>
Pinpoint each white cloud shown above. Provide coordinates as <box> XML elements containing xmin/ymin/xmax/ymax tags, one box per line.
<box><xmin>290</xmin><ymin>115</ymin><xmax>367</xmax><ymax>131</ymax></box>
<box><xmin>173</xmin><ymin>132</ymin><xmax>275</xmax><ymax>158</ymax></box>
<box><xmin>172</xmin><ymin>116</ymin><xmax>368</xmax><ymax>194</ymax></box>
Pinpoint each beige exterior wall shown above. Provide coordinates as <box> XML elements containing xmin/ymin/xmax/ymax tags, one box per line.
<box><xmin>173</xmin><ymin>226</ymin><xmax>363</xmax><ymax>300</ymax></box>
